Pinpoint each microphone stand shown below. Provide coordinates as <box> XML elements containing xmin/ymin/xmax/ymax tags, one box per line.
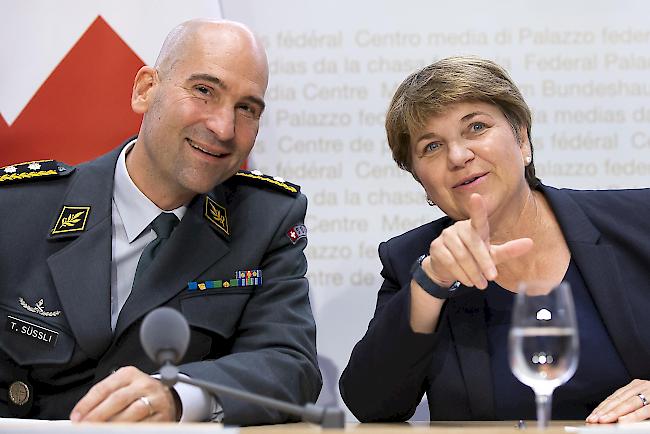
<box><xmin>159</xmin><ymin>362</ymin><xmax>345</xmax><ymax>429</ymax></box>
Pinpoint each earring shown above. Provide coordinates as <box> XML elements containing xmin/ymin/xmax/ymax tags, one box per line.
<box><xmin>427</xmin><ymin>198</ymin><xmax>435</xmax><ymax>206</ymax></box>
<box><xmin>525</xmin><ymin>156</ymin><xmax>532</xmax><ymax>165</ymax></box>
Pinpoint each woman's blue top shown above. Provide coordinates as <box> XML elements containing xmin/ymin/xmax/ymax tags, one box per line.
<box><xmin>484</xmin><ymin>259</ymin><xmax>631</xmax><ymax>419</ymax></box>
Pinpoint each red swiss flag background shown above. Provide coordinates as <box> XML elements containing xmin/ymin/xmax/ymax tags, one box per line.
<box><xmin>0</xmin><ymin>17</ymin><xmax>143</xmax><ymax>167</ymax></box>
<box><xmin>1</xmin><ymin>4</ymin><xmax>223</xmax><ymax>168</ymax></box>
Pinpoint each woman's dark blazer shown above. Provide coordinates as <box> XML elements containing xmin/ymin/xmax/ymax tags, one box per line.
<box><xmin>339</xmin><ymin>185</ymin><xmax>650</xmax><ymax>422</ymax></box>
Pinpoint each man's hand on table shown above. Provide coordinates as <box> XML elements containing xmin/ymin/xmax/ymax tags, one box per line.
<box><xmin>70</xmin><ymin>366</ymin><xmax>179</xmax><ymax>422</ymax></box>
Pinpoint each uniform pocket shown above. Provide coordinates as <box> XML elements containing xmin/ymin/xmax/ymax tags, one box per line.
<box><xmin>179</xmin><ymin>288</ymin><xmax>254</xmax><ymax>339</ymax></box>
<box><xmin>0</xmin><ymin>307</ymin><xmax>74</xmax><ymax>366</ymax></box>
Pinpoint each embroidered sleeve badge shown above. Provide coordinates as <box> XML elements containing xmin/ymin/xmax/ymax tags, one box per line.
<box><xmin>287</xmin><ymin>224</ymin><xmax>307</xmax><ymax>244</ymax></box>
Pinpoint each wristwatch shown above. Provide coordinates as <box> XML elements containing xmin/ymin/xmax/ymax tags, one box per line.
<box><xmin>410</xmin><ymin>254</ymin><xmax>465</xmax><ymax>299</ymax></box>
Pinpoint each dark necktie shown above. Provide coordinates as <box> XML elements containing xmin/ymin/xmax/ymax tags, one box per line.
<box><xmin>133</xmin><ymin>212</ymin><xmax>179</xmax><ymax>288</ymax></box>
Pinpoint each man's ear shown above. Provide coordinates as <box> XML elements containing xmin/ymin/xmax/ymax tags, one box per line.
<box><xmin>131</xmin><ymin>66</ymin><xmax>158</xmax><ymax>114</ymax></box>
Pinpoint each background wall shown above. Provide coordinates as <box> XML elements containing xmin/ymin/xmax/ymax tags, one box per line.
<box><xmin>3</xmin><ymin>0</ymin><xmax>650</xmax><ymax>421</ymax></box>
<box><xmin>221</xmin><ymin>0</ymin><xmax>650</xmax><ymax>419</ymax></box>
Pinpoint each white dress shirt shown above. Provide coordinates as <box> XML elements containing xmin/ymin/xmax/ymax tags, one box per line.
<box><xmin>110</xmin><ymin>141</ymin><xmax>214</xmax><ymax>422</ymax></box>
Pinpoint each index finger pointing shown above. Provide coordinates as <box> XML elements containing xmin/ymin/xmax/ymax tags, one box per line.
<box><xmin>468</xmin><ymin>194</ymin><xmax>489</xmax><ymax>239</ymax></box>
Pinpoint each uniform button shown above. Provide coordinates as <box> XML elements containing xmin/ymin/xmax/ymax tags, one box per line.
<box><xmin>8</xmin><ymin>381</ymin><xmax>30</xmax><ymax>406</ymax></box>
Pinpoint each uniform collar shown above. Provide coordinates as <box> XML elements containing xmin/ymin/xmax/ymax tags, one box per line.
<box><xmin>113</xmin><ymin>140</ymin><xmax>187</xmax><ymax>242</ymax></box>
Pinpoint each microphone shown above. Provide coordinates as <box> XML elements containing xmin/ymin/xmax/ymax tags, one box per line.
<box><xmin>140</xmin><ymin>307</ymin><xmax>345</xmax><ymax>428</ymax></box>
<box><xmin>140</xmin><ymin>307</ymin><xmax>189</xmax><ymax>365</ymax></box>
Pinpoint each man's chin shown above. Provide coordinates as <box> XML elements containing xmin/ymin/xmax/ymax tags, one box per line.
<box><xmin>187</xmin><ymin>175</ymin><xmax>235</xmax><ymax>195</ymax></box>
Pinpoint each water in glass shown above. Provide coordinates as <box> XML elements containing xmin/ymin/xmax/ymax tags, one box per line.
<box><xmin>508</xmin><ymin>281</ymin><xmax>579</xmax><ymax>428</ymax></box>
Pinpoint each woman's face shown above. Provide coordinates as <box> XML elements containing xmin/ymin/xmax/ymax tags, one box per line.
<box><xmin>410</xmin><ymin>101</ymin><xmax>531</xmax><ymax>222</ymax></box>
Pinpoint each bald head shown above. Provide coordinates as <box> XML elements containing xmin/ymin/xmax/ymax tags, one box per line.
<box><xmin>154</xmin><ymin>19</ymin><xmax>268</xmax><ymax>88</ymax></box>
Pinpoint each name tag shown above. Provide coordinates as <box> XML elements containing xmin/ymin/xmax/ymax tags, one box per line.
<box><xmin>5</xmin><ymin>315</ymin><xmax>58</xmax><ymax>348</ymax></box>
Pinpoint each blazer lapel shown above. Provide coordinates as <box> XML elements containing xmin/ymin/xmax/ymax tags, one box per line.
<box><xmin>47</xmin><ymin>148</ymin><xmax>121</xmax><ymax>359</ymax></box>
<box><xmin>544</xmin><ymin>186</ymin><xmax>647</xmax><ymax>378</ymax></box>
<box><xmin>447</xmin><ymin>292</ymin><xmax>495</xmax><ymax>419</ymax></box>
<box><xmin>114</xmin><ymin>190</ymin><xmax>231</xmax><ymax>338</ymax></box>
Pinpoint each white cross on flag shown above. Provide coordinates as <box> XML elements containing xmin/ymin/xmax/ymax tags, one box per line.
<box><xmin>0</xmin><ymin>1</ymin><xmax>222</xmax><ymax>167</ymax></box>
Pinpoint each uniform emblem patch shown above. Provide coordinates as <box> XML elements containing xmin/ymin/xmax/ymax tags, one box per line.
<box><xmin>287</xmin><ymin>224</ymin><xmax>307</xmax><ymax>244</ymax></box>
<box><xmin>19</xmin><ymin>297</ymin><xmax>61</xmax><ymax>317</ymax></box>
<box><xmin>204</xmin><ymin>196</ymin><xmax>229</xmax><ymax>236</ymax></box>
<box><xmin>6</xmin><ymin>315</ymin><xmax>59</xmax><ymax>348</ymax></box>
<box><xmin>51</xmin><ymin>205</ymin><xmax>90</xmax><ymax>235</ymax></box>
<box><xmin>188</xmin><ymin>269</ymin><xmax>263</xmax><ymax>291</ymax></box>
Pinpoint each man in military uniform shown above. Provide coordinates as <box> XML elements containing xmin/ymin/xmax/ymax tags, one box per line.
<box><xmin>0</xmin><ymin>19</ymin><xmax>320</xmax><ymax>424</ymax></box>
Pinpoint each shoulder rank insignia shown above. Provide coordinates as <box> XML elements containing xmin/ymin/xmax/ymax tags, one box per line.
<box><xmin>204</xmin><ymin>196</ymin><xmax>229</xmax><ymax>237</ymax></box>
<box><xmin>51</xmin><ymin>205</ymin><xmax>90</xmax><ymax>235</ymax></box>
<box><xmin>0</xmin><ymin>160</ymin><xmax>74</xmax><ymax>185</ymax></box>
<box><xmin>235</xmin><ymin>170</ymin><xmax>300</xmax><ymax>196</ymax></box>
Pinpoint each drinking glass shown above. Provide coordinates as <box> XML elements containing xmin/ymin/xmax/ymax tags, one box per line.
<box><xmin>508</xmin><ymin>281</ymin><xmax>579</xmax><ymax>429</ymax></box>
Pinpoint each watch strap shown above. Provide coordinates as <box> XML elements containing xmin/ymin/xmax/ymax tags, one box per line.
<box><xmin>411</xmin><ymin>255</ymin><xmax>468</xmax><ymax>299</ymax></box>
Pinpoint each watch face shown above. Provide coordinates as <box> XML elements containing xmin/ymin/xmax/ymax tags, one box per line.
<box><xmin>411</xmin><ymin>254</ymin><xmax>427</xmax><ymax>275</ymax></box>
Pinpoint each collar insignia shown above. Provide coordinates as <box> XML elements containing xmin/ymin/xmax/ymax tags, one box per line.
<box><xmin>204</xmin><ymin>196</ymin><xmax>229</xmax><ymax>236</ymax></box>
<box><xmin>188</xmin><ymin>269</ymin><xmax>262</xmax><ymax>291</ymax></box>
<box><xmin>51</xmin><ymin>205</ymin><xmax>90</xmax><ymax>235</ymax></box>
<box><xmin>18</xmin><ymin>297</ymin><xmax>61</xmax><ymax>317</ymax></box>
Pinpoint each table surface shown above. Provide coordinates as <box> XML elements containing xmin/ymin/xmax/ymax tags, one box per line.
<box><xmin>3</xmin><ymin>420</ymin><xmax>645</xmax><ymax>434</ymax></box>
<box><xmin>244</xmin><ymin>421</ymin><xmax>578</xmax><ymax>433</ymax></box>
